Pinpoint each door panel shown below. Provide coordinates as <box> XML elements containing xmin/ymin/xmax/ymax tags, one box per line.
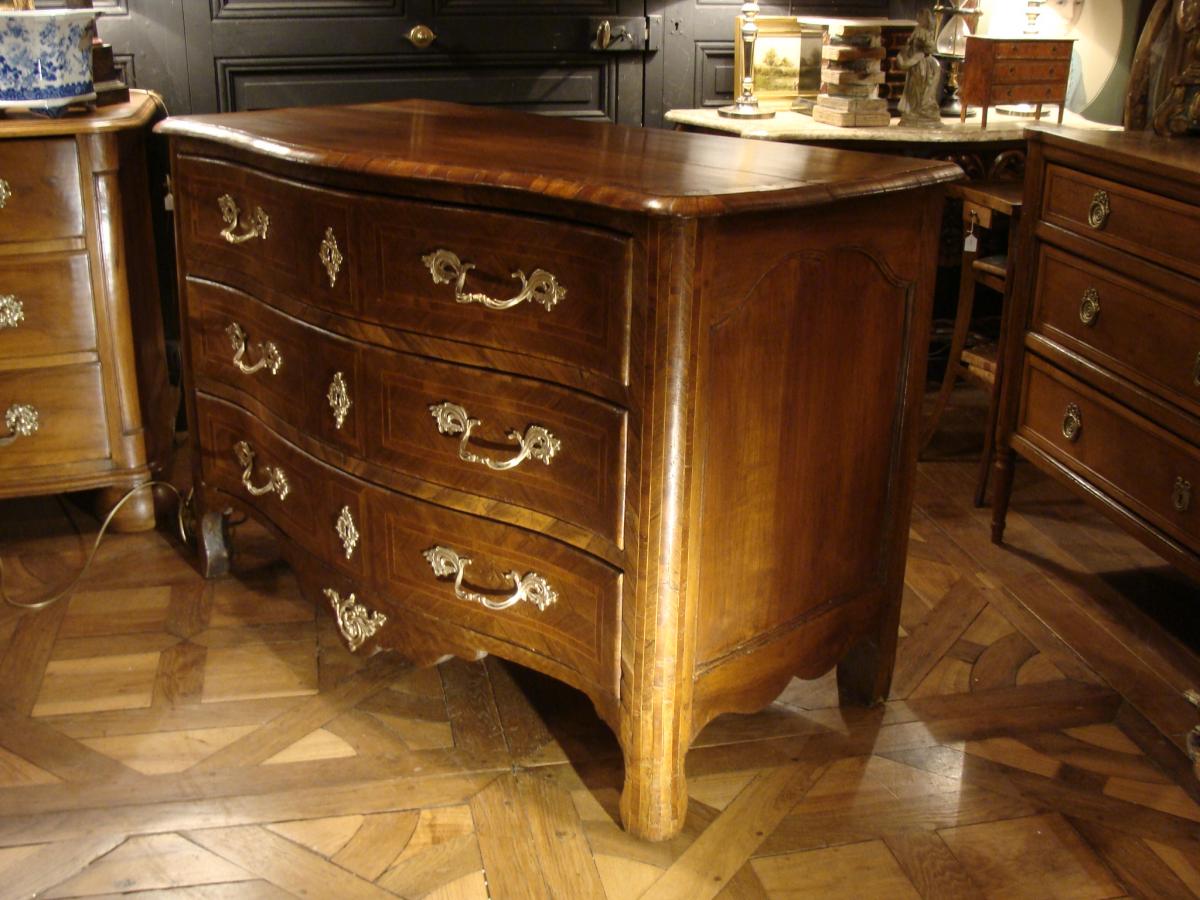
<box><xmin>181</xmin><ymin>0</ymin><xmax>649</xmax><ymax>123</ymax></box>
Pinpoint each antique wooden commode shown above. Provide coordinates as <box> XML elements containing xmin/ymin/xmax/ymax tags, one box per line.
<box><xmin>159</xmin><ymin>100</ymin><xmax>959</xmax><ymax>840</ymax></box>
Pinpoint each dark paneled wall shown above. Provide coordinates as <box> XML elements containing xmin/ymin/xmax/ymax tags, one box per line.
<box><xmin>95</xmin><ymin>1</ymin><xmax>890</xmax><ymax>126</ymax></box>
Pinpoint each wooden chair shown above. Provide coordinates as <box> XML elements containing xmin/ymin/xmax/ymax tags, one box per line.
<box><xmin>921</xmin><ymin>180</ymin><xmax>1023</xmax><ymax>507</ymax></box>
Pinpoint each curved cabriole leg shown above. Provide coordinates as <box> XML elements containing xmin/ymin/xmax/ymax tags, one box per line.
<box><xmin>836</xmin><ymin>597</ymin><xmax>902</xmax><ymax>707</ymax></box>
<box><xmin>197</xmin><ymin>509</ymin><xmax>231</xmax><ymax>579</ymax></box>
<box><xmin>97</xmin><ymin>483</ymin><xmax>158</xmax><ymax>533</ymax></box>
<box><xmin>991</xmin><ymin>446</ymin><xmax>1016</xmax><ymax>544</ymax></box>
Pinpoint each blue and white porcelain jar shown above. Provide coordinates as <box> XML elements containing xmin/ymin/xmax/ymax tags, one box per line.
<box><xmin>0</xmin><ymin>9</ymin><xmax>97</xmax><ymax>114</ymax></box>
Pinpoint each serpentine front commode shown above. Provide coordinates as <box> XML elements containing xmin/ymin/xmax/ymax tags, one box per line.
<box><xmin>159</xmin><ymin>99</ymin><xmax>960</xmax><ymax>840</ymax></box>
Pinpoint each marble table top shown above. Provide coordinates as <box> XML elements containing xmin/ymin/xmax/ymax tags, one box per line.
<box><xmin>664</xmin><ymin>107</ymin><xmax>1122</xmax><ymax>144</ymax></box>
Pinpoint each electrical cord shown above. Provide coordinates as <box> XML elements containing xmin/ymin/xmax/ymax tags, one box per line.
<box><xmin>0</xmin><ymin>482</ymin><xmax>192</xmax><ymax>612</ymax></box>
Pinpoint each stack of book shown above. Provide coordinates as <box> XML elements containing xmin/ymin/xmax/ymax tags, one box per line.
<box><xmin>812</xmin><ymin>20</ymin><xmax>889</xmax><ymax>128</ymax></box>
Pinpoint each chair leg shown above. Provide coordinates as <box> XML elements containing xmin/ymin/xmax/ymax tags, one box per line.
<box><xmin>921</xmin><ymin>239</ymin><xmax>979</xmax><ymax>452</ymax></box>
<box><xmin>974</xmin><ymin>379</ymin><xmax>1000</xmax><ymax>507</ymax></box>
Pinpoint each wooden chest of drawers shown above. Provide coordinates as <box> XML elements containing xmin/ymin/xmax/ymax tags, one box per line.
<box><xmin>960</xmin><ymin>37</ymin><xmax>1074</xmax><ymax>128</ymax></box>
<box><xmin>0</xmin><ymin>93</ymin><xmax>172</xmax><ymax>530</ymax></box>
<box><xmin>994</xmin><ymin>130</ymin><xmax>1200</xmax><ymax>583</ymax></box>
<box><xmin>159</xmin><ymin>100</ymin><xmax>959</xmax><ymax>840</ymax></box>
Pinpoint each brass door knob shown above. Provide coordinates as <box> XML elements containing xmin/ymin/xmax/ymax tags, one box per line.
<box><xmin>407</xmin><ymin>24</ymin><xmax>437</xmax><ymax>49</ymax></box>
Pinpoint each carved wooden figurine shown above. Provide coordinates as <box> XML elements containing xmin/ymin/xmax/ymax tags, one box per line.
<box><xmin>898</xmin><ymin>9</ymin><xmax>944</xmax><ymax>127</ymax></box>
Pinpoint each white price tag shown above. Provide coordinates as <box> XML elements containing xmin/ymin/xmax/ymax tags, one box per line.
<box><xmin>964</xmin><ymin>233</ymin><xmax>978</xmax><ymax>253</ymax></box>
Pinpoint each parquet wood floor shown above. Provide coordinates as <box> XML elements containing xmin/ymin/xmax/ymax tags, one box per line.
<box><xmin>0</xmin><ymin>398</ymin><xmax>1198</xmax><ymax>899</ymax></box>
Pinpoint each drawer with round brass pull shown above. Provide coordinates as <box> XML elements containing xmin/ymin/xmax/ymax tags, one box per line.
<box><xmin>1018</xmin><ymin>359</ymin><xmax>1200</xmax><ymax>547</ymax></box>
<box><xmin>0</xmin><ymin>254</ymin><xmax>97</xmax><ymax>360</ymax></box>
<box><xmin>0</xmin><ymin>363</ymin><xmax>109</xmax><ymax>475</ymax></box>
<box><xmin>1030</xmin><ymin>245</ymin><xmax>1200</xmax><ymax>415</ymax></box>
<box><xmin>0</xmin><ymin>138</ymin><xmax>83</xmax><ymax>243</ymax></box>
<box><xmin>1042</xmin><ymin>164</ymin><xmax>1200</xmax><ymax>280</ymax></box>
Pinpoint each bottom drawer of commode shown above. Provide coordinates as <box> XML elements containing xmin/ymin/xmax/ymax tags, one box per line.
<box><xmin>1017</xmin><ymin>357</ymin><xmax>1200</xmax><ymax>549</ymax></box>
<box><xmin>194</xmin><ymin>393</ymin><xmax>620</xmax><ymax>697</ymax></box>
<box><xmin>0</xmin><ymin>363</ymin><xmax>109</xmax><ymax>474</ymax></box>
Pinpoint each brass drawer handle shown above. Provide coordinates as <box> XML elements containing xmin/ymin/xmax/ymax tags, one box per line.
<box><xmin>233</xmin><ymin>440</ymin><xmax>290</xmax><ymax>499</ymax></box>
<box><xmin>327</xmin><ymin>372</ymin><xmax>351</xmax><ymax>429</ymax></box>
<box><xmin>1087</xmin><ymin>190</ymin><xmax>1110</xmax><ymax>230</ymax></box>
<box><xmin>0</xmin><ymin>294</ymin><xmax>22</xmax><ymax>329</ymax></box>
<box><xmin>1078</xmin><ymin>287</ymin><xmax>1100</xmax><ymax>326</ymax></box>
<box><xmin>227</xmin><ymin>322</ymin><xmax>282</xmax><ymax>375</ymax></box>
<box><xmin>319</xmin><ymin>227</ymin><xmax>343</xmax><ymax>287</ymax></box>
<box><xmin>429</xmin><ymin>401</ymin><xmax>561</xmax><ymax>471</ymax></box>
<box><xmin>324</xmin><ymin>588</ymin><xmax>386</xmax><ymax>652</ymax></box>
<box><xmin>218</xmin><ymin>193</ymin><xmax>270</xmax><ymax>244</ymax></box>
<box><xmin>407</xmin><ymin>23</ymin><xmax>437</xmax><ymax>48</ymax></box>
<box><xmin>422</xmin><ymin>249</ymin><xmax>565</xmax><ymax>312</ymax></box>
<box><xmin>1062</xmin><ymin>402</ymin><xmax>1082</xmax><ymax>442</ymax></box>
<box><xmin>1173</xmin><ymin>477</ymin><xmax>1192</xmax><ymax>513</ymax></box>
<box><xmin>335</xmin><ymin>505</ymin><xmax>359</xmax><ymax>559</ymax></box>
<box><xmin>423</xmin><ymin>545</ymin><xmax>557</xmax><ymax>612</ymax></box>
<box><xmin>0</xmin><ymin>178</ymin><xmax>10</xmax><ymax>209</ymax></box>
<box><xmin>0</xmin><ymin>403</ymin><xmax>38</xmax><ymax>447</ymax></box>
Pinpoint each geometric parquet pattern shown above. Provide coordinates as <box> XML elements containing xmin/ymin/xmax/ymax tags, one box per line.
<box><xmin>1</xmin><ymin>402</ymin><xmax>1199</xmax><ymax>899</ymax></box>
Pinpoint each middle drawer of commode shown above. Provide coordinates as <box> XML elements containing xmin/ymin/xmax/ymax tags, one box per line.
<box><xmin>188</xmin><ymin>279</ymin><xmax>627</xmax><ymax>547</ymax></box>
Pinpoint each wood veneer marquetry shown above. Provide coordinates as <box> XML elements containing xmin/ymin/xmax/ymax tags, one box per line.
<box><xmin>161</xmin><ymin>98</ymin><xmax>958</xmax><ymax>840</ymax></box>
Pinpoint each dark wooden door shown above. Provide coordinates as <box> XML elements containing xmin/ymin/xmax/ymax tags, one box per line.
<box><xmin>177</xmin><ymin>0</ymin><xmax>653</xmax><ymax>123</ymax></box>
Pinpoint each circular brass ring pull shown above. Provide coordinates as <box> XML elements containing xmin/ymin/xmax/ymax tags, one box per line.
<box><xmin>1087</xmin><ymin>190</ymin><xmax>1110</xmax><ymax>230</ymax></box>
<box><xmin>0</xmin><ymin>294</ymin><xmax>23</xmax><ymax>330</ymax></box>
<box><xmin>1078</xmin><ymin>287</ymin><xmax>1100</xmax><ymax>326</ymax></box>
<box><xmin>407</xmin><ymin>24</ymin><xmax>437</xmax><ymax>48</ymax></box>
<box><xmin>1061</xmin><ymin>402</ymin><xmax>1083</xmax><ymax>443</ymax></box>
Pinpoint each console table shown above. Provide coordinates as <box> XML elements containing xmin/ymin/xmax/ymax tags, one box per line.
<box><xmin>159</xmin><ymin>100</ymin><xmax>960</xmax><ymax>840</ymax></box>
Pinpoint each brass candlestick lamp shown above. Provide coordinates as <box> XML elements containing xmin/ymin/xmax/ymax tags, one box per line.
<box><xmin>719</xmin><ymin>1</ymin><xmax>775</xmax><ymax>119</ymax></box>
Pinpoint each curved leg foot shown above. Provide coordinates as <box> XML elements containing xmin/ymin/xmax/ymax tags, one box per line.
<box><xmin>197</xmin><ymin>509</ymin><xmax>231</xmax><ymax>579</ymax></box>
<box><xmin>619</xmin><ymin>743</ymin><xmax>689</xmax><ymax>842</ymax></box>
<box><xmin>991</xmin><ymin>448</ymin><xmax>1015</xmax><ymax>544</ymax></box>
<box><xmin>97</xmin><ymin>484</ymin><xmax>157</xmax><ymax>533</ymax></box>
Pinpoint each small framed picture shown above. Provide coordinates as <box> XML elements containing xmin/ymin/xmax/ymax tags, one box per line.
<box><xmin>734</xmin><ymin>17</ymin><xmax>824</xmax><ymax>109</ymax></box>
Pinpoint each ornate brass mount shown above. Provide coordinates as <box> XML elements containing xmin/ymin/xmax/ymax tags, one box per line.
<box><xmin>0</xmin><ymin>179</ymin><xmax>10</xmax><ymax>209</ymax></box>
<box><xmin>1078</xmin><ymin>287</ymin><xmax>1100</xmax><ymax>326</ymax></box>
<box><xmin>1087</xmin><ymin>190</ymin><xmax>1110</xmax><ymax>230</ymax></box>
<box><xmin>218</xmin><ymin>193</ymin><xmax>270</xmax><ymax>244</ymax></box>
<box><xmin>323</xmin><ymin>588</ymin><xmax>387</xmax><ymax>652</ymax></box>
<box><xmin>319</xmin><ymin>227</ymin><xmax>343</xmax><ymax>287</ymax></box>
<box><xmin>423</xmin><ymin>545</ymin><xmax>557</xmax><ymax>612</ymax></box>
<box><xmin>0</xmin><ymin>294</ymin><xmax>23</xmax><ymax>330</ymax></box>
<box><xmin>0</xmin><ymin>403</ymin><xmax>38</xmax><ymax>447</ymax></box>
<box><xmin>429</xmin><ymin>401</ymin><xmax>561</xmax><ymax>471</ymax></box>
<box><xmin>1173</xmin><ymin>476</ymin><xmax>1193</xmax><ymax>513</ymax></box>
<box><xmin>1061</xmin><ymin>402</ymin><xmax>1083</xmax><ymax>442</ymax></box>
<box><xmin>233</xmin><ymin>440</ymin><xmax>290</xmax><ymax>499</ymax></box>
<box><xmin>335</xmin><ymin>505</ymin><xmax>359</xmax><ymax>559</ymax></box>
<box><xmin>226</xmin><ymin>322</ymin><xmax>282</xmax><ymax>375</ymax></box>
<box><xmin>421</xmin><ymin>249</ymin><xmax>565</xmax><ymax>312</ymax></box>
<box><xmin>327</xmin><ymin>371</ymin><xmax>351</xmax><ymax>429</ymax></box>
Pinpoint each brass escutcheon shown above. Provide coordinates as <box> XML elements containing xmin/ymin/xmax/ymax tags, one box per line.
<box><xmin>327</xmin><ymin>372</ymin><xmax>351</xmax><ymax>429</ymax></box>
<box><xmin>1061</xmin><ymin>402</ymin><xmax>1082</xmax><ymax>442</ymax></box>
<box><xmin>335</xmin><ymin>506</ymin><xmax>359</xmax><ymax>559</ymax></box>
<box><xmin>1173</xmin><ymin>476</ymin><xmax>1192</xmax><ymax>513</ymax></box>
<box><xmin>319</xmin><ymin>227</ymin><xmax>343</xmax><ymax>287</ymax></box>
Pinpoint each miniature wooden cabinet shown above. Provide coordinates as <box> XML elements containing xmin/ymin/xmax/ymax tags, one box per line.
<box><xmin>0</xmin><ymin>92</ymin><xmax>172</xmax><ymax>530</ymax></box>
<box><xmin>960</xmin><ymin>36</ymin><xmax>1074</xmax><ymax>127</ymax></box>
<box><xmin>160</xmin><ymin>100</ymin><xmax>959</xmax><ymax>840</ymax></box>
<box><xmin>994</xmin><ymin>129</ymin><xmax>1200</xmax><ymax>583</ymax></box>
